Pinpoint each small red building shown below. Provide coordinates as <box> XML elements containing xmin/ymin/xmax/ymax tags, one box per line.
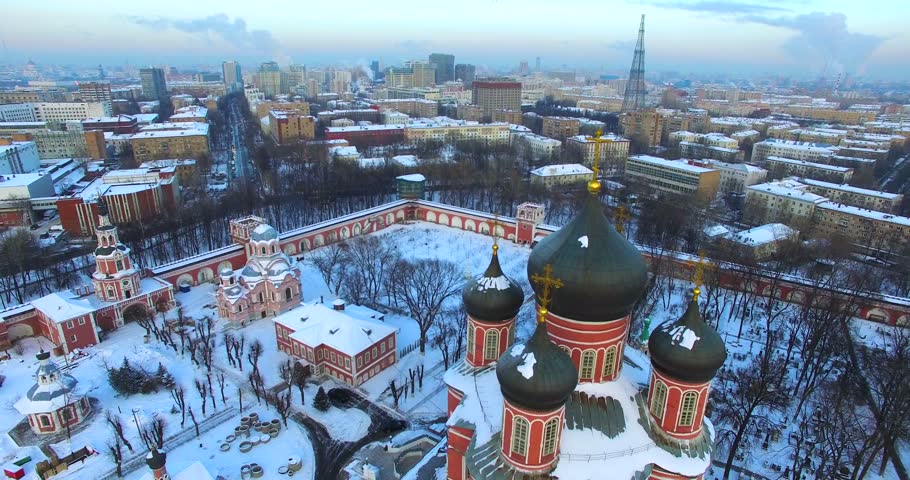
<box><xmin>14</xmin><ymin>351</ymin><xmax>91</xmax><ymax>435</ymax></box>
<box><xmin>324</xmin><ymin>124</ymin><xmax>405</xmax><ymax>148</ymax></box>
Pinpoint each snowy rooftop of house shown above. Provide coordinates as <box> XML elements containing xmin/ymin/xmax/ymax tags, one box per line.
<box><xmin>817</xmin><ymin>202</ymin><xmax>910</xmax><ymax>227</ymax></box>
<box><xmin>679</xmin><ymin>141</ymin><xmax>739</xmax><ymax>154</ymax></box>
<box><xmin>731</xmin><ymin>129</ymin><xmax>760</xmax><ymax>137</ymax></box>
<box><xmin>131</xmin><ymin>122</ymin><xmax>209</xmax><ymax>139</ymax></box>
<box><xmin>756</xmin><ymin>138</ymin><xmax>836</xmax><ymax>151</ymax></box>
<box><xmin>170</xmin><ymin>106</ymin><xmax>208</xmax><ymax>119</ymax></box>
<box><xmin>329</xmin><ymin>146</ymin><xmax>359</xmax><ymax>157</ymax></box>
<box><xmin>767</xmin><ymin>156</ymin><xmax>852</xmax><ymax>172</ymax></box>
<box><xmin>530</xmin><ymin>164</ymin><xmax>593</xmax><ymax>177</ymax></box>
<box><xmin>726</xmin><ymin>223</ymin><xmax>798</xmax><ymax>247</ymax></box>
<box><xmin>747</xmin><ymin>181</ymin><xmax>828</xmax><ymax>203</ymax></box>
<box><xmin>273</xmin><ymin>302</ymin><xmax>398</xmax><ymax>356</ymax></box>
<box><xmin>567</xmin><ymin>133</ymin><xmax>628</xmax><ymax>143</ymax></box>
<box><xmin>82</xmin><ymin>115</ymin><xmax>136</xmax><ymax>124</ymax></box>
<box><xmin>29</xmin><ymin>277</ymin><xmax>171</xmax><ymax>323</ymax></box>
<box><xmin>703</xmin><ymin>225</ymin><xmax>730</xmax><ymax>238</ymax></box>
<box><xmin>133</xmin><ymin>113</ymin><xmax>159</xmax><ymax>124</ymax></box>
<box><xmin>0</xmin><ymin>173</ymin><xmax>47</xmax><ymax>188</ymax></box>
<box><xmin>138</xmin><ymin>461</ymin><xmax>214</xmax><ymax>480</ymax></box>
<box><xmin>392</xmin><ymin>155</ymin><xmax>418</xmax><ymax>167</ymax></box>
<box><xmin>140</xmin><ymin>158</ymin><xmax>196</xmax><ymax>169</ymax></box>
<box><xmin>397</xmin><ymin>174</ymin><xmax>426</xmax><ymax>182</ymax></box>
<box><xmin>358</xmin><ymin>157</ymin><xmax>385</xmax><ymax>168</ymax></box>
<box><xmin>798</xmin><ymin>177</ymin><xmax>901</xmax><ymax>200</ymax></box>
<box><xmin>708</xmin><ymin>160</ymin><xmax>766</xmax><ymax>174</ymax></box>
<box><xmin>325</xmin><ymin>124</ymin><xmax>405</xmax><ymax>133</ymax></box>
<box><xmin>829</xmin><ymin>155</ymin><xmax>876</xmax><ymax>165</ymax></box>
<box><xmin>628</xmin><ymin>155</ymin><xmax>716</xmax><ymax>174</ymax></box>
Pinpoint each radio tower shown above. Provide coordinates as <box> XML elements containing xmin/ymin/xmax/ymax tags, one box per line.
<box><xmin>621</xmin><ymin>15</ymin><xmax>647</xmax><ymax>113</ymax></box>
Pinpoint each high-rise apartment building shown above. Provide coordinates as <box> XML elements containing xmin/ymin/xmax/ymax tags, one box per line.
<box><xmin>386</xmin><ymin>62</ymin><xmax>436</xmax><ymax>88</ymax></box>
<box><xmin>455</xmin><ymin>64</ymin><xmax>476</xmax><ymax>84</ymax></box>
<box><xmin>139</xmin><ymin>68</ymin><xmax>168</xmax><ymax>100</ymax></box>
<box><xmin>472</xmin><ymin>80</ymin><xmax>521</xmax><ymax>117</ymax></box>
<box><xmin>222</xmin><ymin>61</ymin><xmax>243</xmax><ymax>93</ymax></box>
<box><xmin>258</xmin><ymin>61</ymin><xmax>283</xmax><ymax>98</ymax></box>
<box><xmin>429</xmin><ymin>53</ymin><xmax>455</xmax><ymax>84</ymax></box>
<box><xmin>78</xmin><ymin>82</ymin><xmax>112</xmax><ymax>103</ymax></box>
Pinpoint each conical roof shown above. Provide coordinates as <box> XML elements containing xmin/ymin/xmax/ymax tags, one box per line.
<box><xmin>496</xmin><ymin>320</ymin><xmax>578</xmax><ymax>411</ymax></box>
<box><xmin>648</xmin><ymin>292</ymin><xmax>727</xmax><ymax>383</ymax></box>
<box><xmin>462</xmin><ymin>246</ymin><xmax>524</xmax><ymax>322</ymax></box>
<box><xmin>527</xmin><ymin>195</ymin><xmax>648</xmax><ymax>322</ymax></box>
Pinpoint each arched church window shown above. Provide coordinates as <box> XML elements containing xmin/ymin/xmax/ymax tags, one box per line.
<box><xmin>679</xmin><ymin>391</ymin><xmax>698</xmax><ymax>427</ymax></box>
<box><xmin>467</xmin><ymin>326</ymin><xmax>475</xmax><ymax>356</ymax></box>
<box><xmin>542</xmin><ymin>418</ymin><xmax>559</xmax><ymax>456</ymax></box>
<box><xmin>602</xmin><ymin>346</ymin><xmax>617</xmax><ymax>378</ymax></box>
<box><xmin>285</xmin><ymin>287</ymin><xmax>292</xmax><ymax>301</ymax></box>
<box><xmin>260</xmin><ymin>247</ymin><xmax>266</xmax><ymax>255</ymax></box>
<box><xmin>511</xmin><ymin>417</ymin><xmax>529</xmax><ymax>456</ymax></box>
<box><xmin>580</xmin><ymin>350</ymin><xmax>596</xmax><ymax>380</ymax></box>
<box><xmin>650</xmin><ymin>381</ymin><xmax>668</xmax><ymax>420</ymax></box>
<box><xmin>484</xmin><ymin>329</ymin><xmax>500</xmax><ymax>360</ymax></box>
<box><xmin>116</xmin><ymin>260</ymin><xmax>124</xmax><ymax>270</ymax></box>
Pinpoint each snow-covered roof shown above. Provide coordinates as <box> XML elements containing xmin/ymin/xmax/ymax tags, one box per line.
<box><xmin>708</xmin><ymin>161</ymin><xmax>766</xmax><ymax>174</ymax></box>
<box><xmin>755</xmin><ymin>138</ymin><xmax>836</xmax><ymax>151</ymax></box>
<box><xmin>767</xmin><ymin>156</ymin><xmax>852</xmax><ymax>172</ymax></box>
<box><xmin>817</xmin><ymin>202</ymin><xmax>910</xmax><ymax>227</ymax></box>
<box><xmin>392</xmin><ymin>155</ymin><xmax>418</xmax><ymax>167</ymax></box>
<box><xmin>530</xmin><ymin>164</ymin><xmax>593</xmax><ymax>177</ymax></box>
<box><xmin>273</xmin><ymin>302</ymin><xmax>398</xmax><ymax>356</ymax></box>
<box><xmin>30</xmin><ymin>292</ymin><xmax>96</xmax><ymax>323</ymax></box>
<box><xmin>14</xmin><ymin>355</ymin><xmax>83</xmax><ymax>415</ymax></box>
<box><xmin>746</xmin><ymin>181</ymin><xmax>827</xmax><ymax>203</ymax></box>
<box><xmin>628</xmin><ymin>155</ymin><xmax>716</xmax><ymax>174</ymax></box>
<box><xmin>329</xmin><ymin>146</ymin><xmax>359</xmax><ymax>157</ymax></box>
<box><xmin>703</xmin><ymin>225</ymin><xmax>730</xmax><ymax>238</ymax></box>
<box><xmin>798</xmin><ymin>177</ymin><xmax>901</xmax><ymax>200</ymax></box>
<box><xmin>726</xmin><ymin>223</ymin><xmax>798</xmax><ymax>247</ymax></box>
<box><xmin>397</xmin><ymin>174</ymin><xmax>425</xmax><ymax>182</ymax></box>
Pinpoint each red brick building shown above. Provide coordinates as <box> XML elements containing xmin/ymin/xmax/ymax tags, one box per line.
<box><xmin>274</xmin><ymin>300</ymin><xmax>397</xmax><ymax>386</ymax></box>
<box><xmin>324</xmin><ymin>124</ymin><xmax>405</xmax><ymax>148</ymax></box>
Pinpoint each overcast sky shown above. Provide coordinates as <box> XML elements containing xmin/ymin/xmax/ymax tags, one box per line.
<box><xmin>3</xmin><ymin>0</ymin><xmax>908</xmax><ymax>79</ymax></box>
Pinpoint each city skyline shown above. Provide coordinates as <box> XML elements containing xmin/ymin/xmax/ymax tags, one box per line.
<box><xmin>2</xmin><ymin>0</ymin><xmax>908</xmax><ymax>79</ymax></box>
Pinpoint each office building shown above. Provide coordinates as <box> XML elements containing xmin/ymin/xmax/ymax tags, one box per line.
<box><xmin>406</xmin><ymin>119</ymin><xmax>510</xmax><ymax>145</ymax></box>
<box><xmin>541</xmin><ymin>117</ymin><xmax>581</xmax><ymax>141</ymax></box>
<box><xmin>472</xmin><ymin>80</ymin><xmax>521</xmax><ymax>117</ymax></box>
<box><xmin>455</xmin><ymin>64</ymin><xmax>476</xmax><ymax>84</ymax></box>
<box><xmin>620</xmin><ymin>109</ymin><xmax>663</xmax><ymax>147</ymax></box>
<box><xmin>799</xmin><ymin>177</ymin><xmax>903</xmax><ymax>213</ymax></box>
<box><xmin>0</xmin><ymin>103</ymin><xmax>37</xmax><ymax>122</ymax></box>
<box><xmin>752</xmin><ymin>139</ymin><xmax>837</xmax><ymax>164</ymax></box>
<box><xmin>33</xmin><ymin>102</ymin><xmax>112</xmax><ymax>125</ymax></box>
<box><xmin>530</xmin><ymin>164</ymin><xmax>593</xmax><ymax>188</ymax></box>
<box><xmin>129</xmin><ymin>122</ymin><xmax>210</xmax><ymax>161</ymax></box>
<box><xmin>743</xmin><ymin>180</ymin><xmax>827</xmax><ymax>226</ymax></box>
<box><xmin>565</xmin><ymin>134</ymin><xmax>630</xmax><ymax>176</ymax></box>
<box><xmin>512</xmin><ymin>132</ymin><xmax>561</xmax><ymax>164</ymax></box>
<box><xmin>624</xmin><ymin>155</ymin><xmax>720</xmax><ymax>202</ymax></box>
<box><xmin>78</xmin><ymin>82</ymin><xmax>112</xmax><ymax>103</ymax></box>
<box><xmin>373</xmin><ymin>99</ymin><xmax>438</xmax><ymax>118</ymax></box>
<box><xmin>701</xmin><ymin>160</ymin><xmax>767</xmax><ymax>194</ymax></box>
<box><xmin>429</xmin><ymin>53</ymin><xmax>455</xmax><ymax>84</ymax></box>
<box><xmin>269</xmin><ymin>110</ymin><xmax>316</xmax><ymax>144</ymax></box>
<box><xmin>386</xmin><ymin>61</ymin><xmax>437</xmax><ymax>88</ymax></box>
<box><xmin>766</xmin><ymin>156</ymin><xmax>853</xmax><ymax>183</ymax></box>
<box><xmin>140</xmin><ymin>67</ymin><xmax>168</xmax><ymax>100</ymax></box>
<box><xmin>223</xmin><ymin>61</ymin><xmax>243</xmax><ymax>93</ymax></box>
<box><xmin>258</xmin><ymin>61</ymin><xmax>283</xmax><ymax>98</ymax></box>
<box><xmin>0</xmin><ymin>140</ymin><xmax>41</xmax><ymax>174</ymax></box>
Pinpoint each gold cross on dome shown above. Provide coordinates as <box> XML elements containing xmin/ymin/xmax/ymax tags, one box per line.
<box><xmin>688</xmin><ymin>250</ymin><xmax>710</xmax><ymax>301</ymax></box>
<box><xmin>491</xmin><ymin>213</ymin><xmax>501</xmax><ymax>249</ymax></box>
<box><xmin>614</xmin><ymin>205</ymin><xmax>630</xmax><ymax>234</ymax></box>
<box><xmin>588</xmin><ymin>130</ymin><xmax>613</xmax><ymax>195</ymax></box>
<box><xmin>531</xmin><ymin>264</ymin><xmax>563</xmax><ymax>323</ymax></box>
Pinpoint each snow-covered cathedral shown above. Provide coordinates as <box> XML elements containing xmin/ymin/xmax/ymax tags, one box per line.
<box><xmin>445</xmin><ymin>178</ymin><xmax>727</xmax><ymax>479</ymax></box>
<box><xmin>216</xmin><ymin>216</ymin><xmax>302</xmax><ymax>325</ymax></box>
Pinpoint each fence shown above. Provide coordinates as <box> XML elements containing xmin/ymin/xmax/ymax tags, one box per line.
<box><xmin>399</xmin><ymin>340</ymin><xmax>420</xmax><ymax>358</ymax></box>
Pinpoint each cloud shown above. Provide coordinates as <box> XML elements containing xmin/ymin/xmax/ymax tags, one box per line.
<box><xmin>394</xmin><ymin>40</ymin><xmax>432</xmax><ymax>50</ymax></box>
<box><xmin>128</xmin><ymin>14</ymin><xmax>278</xmax><ymax>53</ymax></box>
<box><xmin>739</xmin><ymin>12</ymin><xmax>885</xmax><ymax>73</ymax></box>
<box><xmin>632</xmin><ymin>0</ymin><xmax>791</xmax><ymax>14</ymax></box>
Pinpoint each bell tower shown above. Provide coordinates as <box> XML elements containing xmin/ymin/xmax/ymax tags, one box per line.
<box><xmin>92</xmin><ymin>202</ymin><xmax>142</xmax><ymax>302</ymax></box>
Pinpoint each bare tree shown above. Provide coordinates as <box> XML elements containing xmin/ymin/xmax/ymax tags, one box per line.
<box><xmin>170</xmin><ymin>386</ymin><xmax>187</xmax><ymax>428</ymax></box>
<box><xmin>342</xmin><ymin>236</ymin><xmax>399</xmax><ymax>305</ymax></box>
<box><xmin>310</xmin><ymin>243</ymin><xmax>348</xmax><ymax>295</ymax></box>
<box><xmin>431</xmin><ymin>307</ymin><xmax>467</xmax><ymax>370</ymax></box>
<box><xmin>104</xmin><ymin>411</ymin><xmax>133</xmax><ymax>452</ymax></box>
<box><xmin>195</xmin><ymin>378</ymin><xmax>208</xmax><ymax>416</ymax></box>
<box><xmin>141</xmin><ymin>414</ymin><xmax>166</xmax><ymax>449</ymax></box>
<box><xmin>389</xmin><ymin>258</ymin><xmax>463</xmax><ymax>353</ymax></box>
<box><xmin>247</xmin><ymin>339</ymin><xmax>264</xmax><ymax>374</ymax></box>
<box><xmin>187</xmin><ymin>407</ymin><xmax>200</xmax><ymax>438</ymax></box>
<box><xmin>107</xmin><ymin>439</ymin><xmax>123</xmax><ymax>478</ymax></box>
<box><xmin>291</xmin><ymin>362</ymin><xmax>310</xmax><ymax>405</ymax></box>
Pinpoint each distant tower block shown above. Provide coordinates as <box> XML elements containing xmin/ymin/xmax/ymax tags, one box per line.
<box><xmin>229</xmin><ymin>215</ymin><xmax>266</xmax><ymax>247</ymax></box>
<box><xmin>621</xmin><ymin>14</ymin><xmax>647</xmax><ymax>113</ymax></box>
<box><xmin>515</xmin><ymin>202</ymin><xmax>545</xmax><ymax>245</ymax></box>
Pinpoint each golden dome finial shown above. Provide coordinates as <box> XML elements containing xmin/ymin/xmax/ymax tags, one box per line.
<box><xmin>693</xmin><ymin>287</ymin><xmax>701</xmax><ymax>302</ymax></box>
<box><xmin>537</xmin><ymin>306</ymin><xmax>548</xmax><ymax>324</ymax></box>
<box><xmin>492</xmin><ymin>243</ymin><xmax>499</xmax><ymax>255</ymax></box>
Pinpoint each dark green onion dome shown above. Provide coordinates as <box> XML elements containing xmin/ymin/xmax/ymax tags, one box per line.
<box><xmin>648</xmin><ymin>292</ymin><xmax>727</xmax><ymax>384</ymax></box>
<box><xmin>462</xmin><ymin>246</ymin><xmax>525</xmax><ymax>322</ymax></box>
<box><xmin>145</xmin><ymin>447</ymin><xmax>166</xmax><ymax>470</ymax></box>
<box><xmin>496</xmin><ymin>319</ymin><xmax>578</xmax><ymax>411</ymax></box>
<box><xmin>527</xmin><ymin>195</ymin><xmax>648</xmax><ymax>322</ymax></box>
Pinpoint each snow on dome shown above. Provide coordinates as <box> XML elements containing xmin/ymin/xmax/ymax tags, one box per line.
<box><xmin>476</xmin><ymin>275</ymin><xmax>511</xmax><ymax>291</ymax></box>
<box><xmin>250</xmin><ymin>223</ymin><xmax>279</xmax><ymax>242</ymax></box>
<box><xmin>665</xmin><ymin>324</ymin><xmax>701</xmax><ymax>350</ymax></box>
<box><xmin>333</xmin><ymin>298</ymin><xmax>345</xmax><ymax>306</ymax></box>
<box><xmin>516</xmin><ymin>352</ymin><xmax>536</xmax><ymax>379</ymax></box>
